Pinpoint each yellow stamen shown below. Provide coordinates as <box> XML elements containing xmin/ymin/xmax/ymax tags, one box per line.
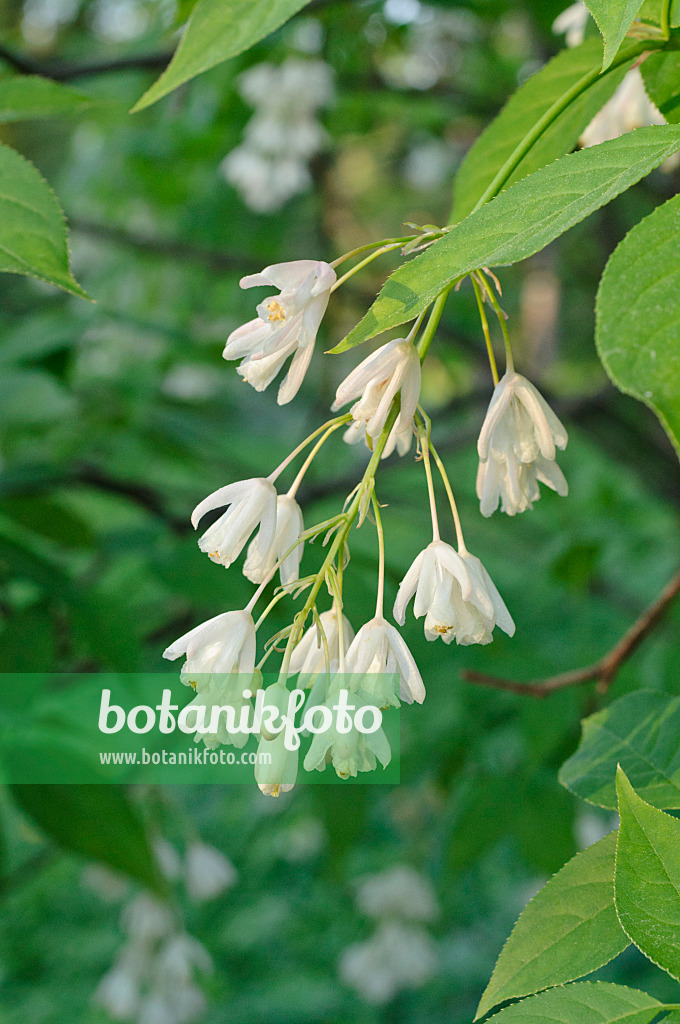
<box><xmin>266</xmin><ymin>300</ymin><xmax>286</xmax><ymax>323</ymax></box>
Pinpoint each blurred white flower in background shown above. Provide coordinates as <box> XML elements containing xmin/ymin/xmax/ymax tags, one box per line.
<box><xmin>552</xmin><ymin>1</ymin><xmax>588</xmax><ymax>48</ymax></box>
<box><xmin>221</xmin><ymin>58</ymin><xmax>334</xmax><ymax>212</ymax></box>
<box><xmin>185</xmin><ymin>842</ymin><xmax>238</xmax><ymax>903</ymax></box>
<box><xmin>339</xmin><ymin>865</ymin><xmax>439</xmax><ymax>1004</ymax></box>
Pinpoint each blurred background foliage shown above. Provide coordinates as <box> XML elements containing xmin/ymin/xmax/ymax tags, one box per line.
<box><xmin>0</xmin><ymin>0</ymin><xmax>679</xmax><ymax>1021</ymax></box>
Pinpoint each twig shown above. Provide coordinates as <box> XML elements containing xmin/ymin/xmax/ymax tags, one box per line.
<box><xmin>462</xmin><ymin>568</ymin><xmax>680</xmax><ymax>698</ymax></box>
<box><xmin>0</xmin><ymin>43</ymin><xmax>172</xmax><ymax>81</ymax></box>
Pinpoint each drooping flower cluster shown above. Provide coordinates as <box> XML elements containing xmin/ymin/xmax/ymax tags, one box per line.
<box><xmin>221</xmin><ymin>58</ymin><xmax>334</xmax><ymax>212</ymax></box>
<box><xmin>165</xmin><ymin>237</ymin><xmax>572</xmax><ymax>794</ymax></box>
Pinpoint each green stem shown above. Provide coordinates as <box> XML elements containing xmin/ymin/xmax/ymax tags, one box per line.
<box><xmin>371</xmin><ymin>492</ymin><xmax>386</xmax><ymax>619</ymax></box>
<box><xmin>467</xmin><ymin>39</ymin><xmax>663</xmax><ymax>218</ymax></box>
<box><xmin>428</xmin><ymin>439</ymin><xmax>467</xmax><ymax>553</ymax></box>
<box><xmin>472</xmin><ymin>276</ymin><xmax>499</xmax><ymax>385</ymax></box>
<box><xmin>482</xmin><ymin>274</ymin><xmax>514</xmax><ymax>374</ymax></box>
<box><xmin>330</xmin><ymin>236</ymin><xmax>415</xmax><ymax>270</ymax></box>
<box><xmin>331</xmin><ymin>243</ymin><xmax>403</xmax><ymax>291</ymax></box>
<box><xmin>416</xmin><ymin>288</ymin><xmax>452</xmax><ymax>362</ymax></box>
<box><xmin>661</xmin><ymin>0</ymin><xmax>672</xmax><ymax>39</ymax></box>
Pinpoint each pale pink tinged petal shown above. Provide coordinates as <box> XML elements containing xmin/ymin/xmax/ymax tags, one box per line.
<box><xmin>434</xmin><ymin>542</ymin><xmax>473</xmax><ymax>601</ymax></box>
<box><xmin>163</xmin><ymin>612</ymin><xmax>229</xmax><ymax>660</ymax></box>
<box><xmin>239</xmin><ymin>272</ymin><xmax>274</xmax><ymax>289</ymax></box>
<box><xmin>477</xmin><ymin>375</ymin><xmax>515</xmax><ymax>459</ymax></box>
<box><xmin>393</xmin><ymin>549</ymin><xmax>426</xmax><ymax>625</ymax></box>
<box><xmin>223</xmin><ymin>318</ymin><xmax>274</xmax><ymax>359</ymax></box>
<box><xmin>413</xmin><ymin>547</ymin><xmax>438</xmax><ymax>619</ymax></box>
<box><xmin>277</xmin><ymin>498</ymin><xmax>304</xmax><ymax>585</ymax></box>
<box><xmin>199</xmin><ymin>503</ymin><xmax>251</xmax><ymax>566</ymax></box>
<box><xmin>333</xmin><ymin>341</ymin><xmax>402</xmax><ymax>409</ymax></box>
<box><xmin>261</xmin><ymin>260</ymin><xmax>323</xmax><ymax>291</ymax></box>
<box><xmin>535</xmin><ymin>457</ymin><xmax>569</xmax><ymax>497</ymax></box>
<box><xmin>254</xmin><ymin>482</ymin><xmax>279</xmax><ymax>557</ymax></box>
<box><xmin>515</xmin><ymin>382</ymin><xmax>556</xmax><ymax>460</ymax></box>
<box><xmin>253</xmin><ymin>310</ymin><xmax>304</xmax><ymax>358</ymax></box>
<box><xmin>277</xmin><ymin>340</ymin><xmax>315</xmax><ymax>405</ymax></box>
<box><xmin>191</xmin><ymin>480</ymin><xmax>254</xmax><ymax>529</ymax></box>
<box><xmin>366</xmin><ymin>372</ymin><xmax>401</xmax><ymax>440</ymax></box>
<box><xmin>383</xmin><ymin>622</ymin><xmax>425</xmax><ymax>704</ymax></box>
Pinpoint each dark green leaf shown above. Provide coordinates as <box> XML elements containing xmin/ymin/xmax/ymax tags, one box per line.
<box><xmin>476</xmin><ymin>833</ymin><xmax>628</xmax><ymax>1020</ymax></box>
<box><xmin>615</xmin><ymin>768</ymin><xmax>680</xmax><ymax>979</ymax></box>
<box><xmin>560</xmin><ymin>691</ymin><xmax>680</xmax><ymax>810</ymax></box>
<box><xmin>0</xmin><ymin>75</ymin><xmax>93</xmax><ymax>122</ymax></box>
<box><xmin>596</xmin><ymin>191</ymin><xmax>680</xmax><ymax>456</ymax></box>
<box><xmin>131</xmin><ymin>0</ymin><xmax>312</xmax><ymax>112</ymax></box>
<box><xmin>336</xmin><ymin>125</ymin><xmax>680</xmax><ymax>353</ymax></box>
<box><xmin>483</xmin><ymin>982</ymin><xmax>661</xmax><ymax>1024</ymax></box>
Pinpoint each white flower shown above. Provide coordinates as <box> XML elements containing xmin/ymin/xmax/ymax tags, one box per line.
<box><xmin>163</xmin><ymin>609</ymin><xmax>256</xmax><ymax>687</ymax></box>
<box><xmin>394</xmin><ymin>540</ymin><xmax>515</xmax><ymax>646</ymax></box>
<box><xmin>182</xmin><ymin>672</ymin><xmax>254</xmax><ymax>750</ymax></box>
<box><xmin>339</xmin><ymin>920</ymin><xmax>438</xmax><ymax>1004</ymax></box>
<box><xmin>223</xmin><ymin>260</ymin><xmax>336</xmax><ymax>404</ymax></box>
<box><xmin>355</xmin><ymin>865</ymin><xmax>438</xmax><ymax>922</ymax></box>
<box><xmin>581</xmin><ymin>68</ymin><xmax>665</xmax><ymax>148</ymax></box>
<box><xmin>345</xmin><ymin>616</ymin><xmax>425</xmax><ymax>707</ymax></box>
<box><xmin>303</xmin><ymin>682</ymin><xmax>391</xmax><ymax>779</ymax></box>
<box><xmin>243</xmin><ymin>493</ymin><xmax>304</xmax><ymax>587</ymax></box>
<box><xmin>332</xmin><ymin>338</ymin><xmax>421</xmax><ymax>447</ymax></box>
<box><xmin>185</xmin><ymin>843</ymin><xmax>238</xmax><ymax>903</ymax></box>
<box><xmin>343</xmin><ymin>417</ymin><xmax>413</xmax><ymax>459</ymax></box>
<box><xmin>553</xmin><ymin>2</ymin><xmax>588</xmax><ymax>47</ymax></box>
<box><xmin>288</xmin><ymin>605</ymin><xmax>355</xmax><ymax>677</ymax></box>
<box><xmin>95</xmin><ymin>962</ymin><xmax>141</xmax><ymax>1019</ymax></box>
<box><xmin>190</xmin><ymin>476</ymin><xmax>277</xmax><ymax>568</ymax></box>
<box><xmin>476</xmin><ymin>371</ymin><xmax>568</xmax><ymax>517</ymax></box>
<box><xmin>255</xmin><ymin>682</ymin><xmax>299</xmax><ymax>796</ymax></box>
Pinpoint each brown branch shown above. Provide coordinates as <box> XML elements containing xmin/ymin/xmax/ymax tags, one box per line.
<box><xmin>462</xmin><ymin>567</ymin><xmax>680</xmax><ymax>698</ymax></box>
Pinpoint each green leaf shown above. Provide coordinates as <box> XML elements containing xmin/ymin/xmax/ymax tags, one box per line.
<box><xmin>0</xmin><ymin>369</ymin><xmax>75</xmax><ymax>425</ymax></box>
<box><xmin>0</xmin><ymin>143</ymin><xmax>88</xmax><ymax>298</ymax></box>
<box><xmin>615</xmin><ymin>768</ymin><xmax>680</xmax><ymax>979</ymax></box>
<box><xmin>0</xmin><ymin>75</ymin><xmax>93</xmax><ymax>122</ymax></box>
<box><xmin>482</xmin><ymin>982</ymin><xmax>661</xmax><ymax>1024</ymax></box>
<box><xmin>451</xmin><ymin>38</ymin><xmax>632</xmax><ymax>222</ymax></box>
<box><xmin>584</xmin><ymin>1</ymin><xmax>646</xmax><ymax>70</ymax></box>
<box><xmin>11</xmin><ymin>783</ymin><xmax>165</xmax><ymax>893</ymax></box>
<box><xmin>596</xmin><ymin>191</ymin><xmax>680</xmax><ymax>457</ymax></box>
<box><xmin>131</xmin><ymin>0</ymin><xmax>312</xmax><ymax>113</ymax></box>
<box><xmin>642</xmin><ymin>51</ymin><xmax>680</xmax><ymax>124</ymax></box>
<box><xmin>335</xmin><ymin>125</ymin><xmax>680</xmax><ymax>353</ymax></box>
<box><xmin>560</xmin><ymin>692</ymin><xmax>680</xmax><ymax>811</ymax></box>
<box><xmin>476</xmin><ymin>833</ymin><xmax>629</xmax><ymax>1020</ymax></box>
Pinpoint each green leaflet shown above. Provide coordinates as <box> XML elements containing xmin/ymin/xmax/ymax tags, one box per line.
<box><xmin>10</xmin><ymin>783</ymin><xmax>166</xmax><ymax>894</ymax></box>
<box><xmin>476</xmin><ymin>833</ymin><xmax>629</xmax><ymax>1020</ymax></box>
<box><xmin>0</xmin><ymin>143</ymin><xmax>88</xmax><ymax>298</ymax></box>
<box><xmin>334</xmin><ymin>125</ymin><xmax>680</xmax><ymax>353</ymax></box>
<box><xmin>560</xmin><ymin>691</ymin><xmax>680</xmax><ymax>810</ymax></box>
<box><xmin>596</xmin><ymin>191</ymin><xmax>680</xmax><ymax>457</ymax></box>
<box><xmin>131</xmin><ymin>0</ymin><xmax>312</xmax><ymax>112</ymax></box>
<box><xmin>584</xmin><ymin>1</ymin><xmax>646</xmax><ymax>69</ymax></box>
<box><xmin>483</xmin><ymin>982</ymin><xmax>662</xmax><ymax>1024</ymax></box>
<box><xmin>615</xmin><ymin>769</ymin><xmax>680</xmax><ymax>980</ymax></box>
<box><xmin>451</xmin><ymin>38</ymin><xmax>633</xmax><ymax>222</ymax></box>
<box><xmin>0</xmin><ymin>75</ymin><xmax>93</xmax><ymax>122</ymax></box>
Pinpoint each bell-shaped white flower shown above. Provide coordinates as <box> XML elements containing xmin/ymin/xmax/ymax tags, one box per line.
<box><xmin>223</xmin><ymin>260</ymin><xmax>336</xmax><ymax>404</ymax></box>
<box><xmin>255</xmin><ymin>682</ymin><xmax>299</xmax><ymax>796</ymax></box>
<box><xmin>191</xmin><ymin>477</ymin><xmax>277</xmax><ymax>568</ymax></box>
<box><xmin>183</xmin><ymin>673</ymin><xmax>254</xmax><ymax>750</ymax></box>
<box><xmin>345</xmin><ymin>616</ymin><xmax>425</xmax><ymax>707</ymax></box>
<box><xmin>288</xmin><ymin>604</ymin><xmax>355</xmax><ymax>677</ymax></box>
<box><xmin>394</xmin><ymin>540</ymin><xmax>514</xmax><ymax>646</ymax></box>
<box><xmin>163</xmin><ymin>609</ymin><xmax>256</xmax><ymax>685</ymax></box>
<box><xmin>332</xmin><ymin>338</ymin><xmax>421</xmax><ymax>447</ymax></box>
<box><xmin>476</xmin><ymin>371</ymin><xmax>568</xmax><ymax>517</ymax></box>
<box><xmin>243</xmin><ymin>493</ymin><xmax>304</xmax><ymax>587</ymax></box>
<box><xmin>343</xmin><ymin>417</ymin><xmax>413</xmax><ymax>459</ymax></box>
<box><xmin>303</xmin><ymin>682</ymin><xmax>391</xmax><ymax>780</ymax></box>
<box><xmin>185</xmin><ymin>843</ymin><xmax>238</xmax><ymax>903</ymax></box>
<box><xmin>581</xmin><ymin>68</ymin><xmax>666</xmax><ymax>149</ymax></box>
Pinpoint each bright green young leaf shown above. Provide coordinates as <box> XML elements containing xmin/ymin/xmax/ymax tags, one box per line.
<box><xmin>615</xmin><ymin>768</ymin><xmax>680</xmax><ymax>979</ymax></box>
<box><xmin>0</xmin><ymin>75</ymin><xmax>93</xmax><ymax>122</ymax></box>
<box><xmin>584</xmin><ymin>1</ymin><xmax>646</xmax><ymax>70</ymax></box>
<box><xmin>638</xmin><ymin>0</ymin><xmax>680</xmax><ymax>27</ymax></box>
<box><xmin>451</xmin><ymin>38</ymin><xmax>633</xmax><ymax>222</ymax></box>
<box><xmin>131</xmin><ymin>0</ymin><xmax>312</xmax><ymax>112</ymax></box>
<box><xmin>0</xmin><ymin>143</ymin><xmax>88</xmax><ymax>298</ymax></box>
<box><xmin>476</xmin><ymin>832</ymin><xmax>628</xmax><ymax>1020</ymax></box>
<box><xmin>560</xmin><ymin>691</ymin><xmax>680</xmax><ymax>810</ymax></box>
<box><xmin>596</xmin><ymin>192</ymin><xmax>680</xmax><ymax>457</ymax></box>
<box><xmin>642</xmin><ymin>51</ymin><xmax>680</xmax><ymax>123</ymax></box>
<box><xmin>483</xmin><ymin>982</ymin><xmax>661</xmax><ymax>1024</ymax></box>
<box><xmin>335</xmin><ymin>125</ymin><xmax>680</xmax><ymax>353</ymax></box>
<box><xmin>11</xmin><ymin>783</ymin><xmax>166</xmax><ymax>893</ymax></box>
